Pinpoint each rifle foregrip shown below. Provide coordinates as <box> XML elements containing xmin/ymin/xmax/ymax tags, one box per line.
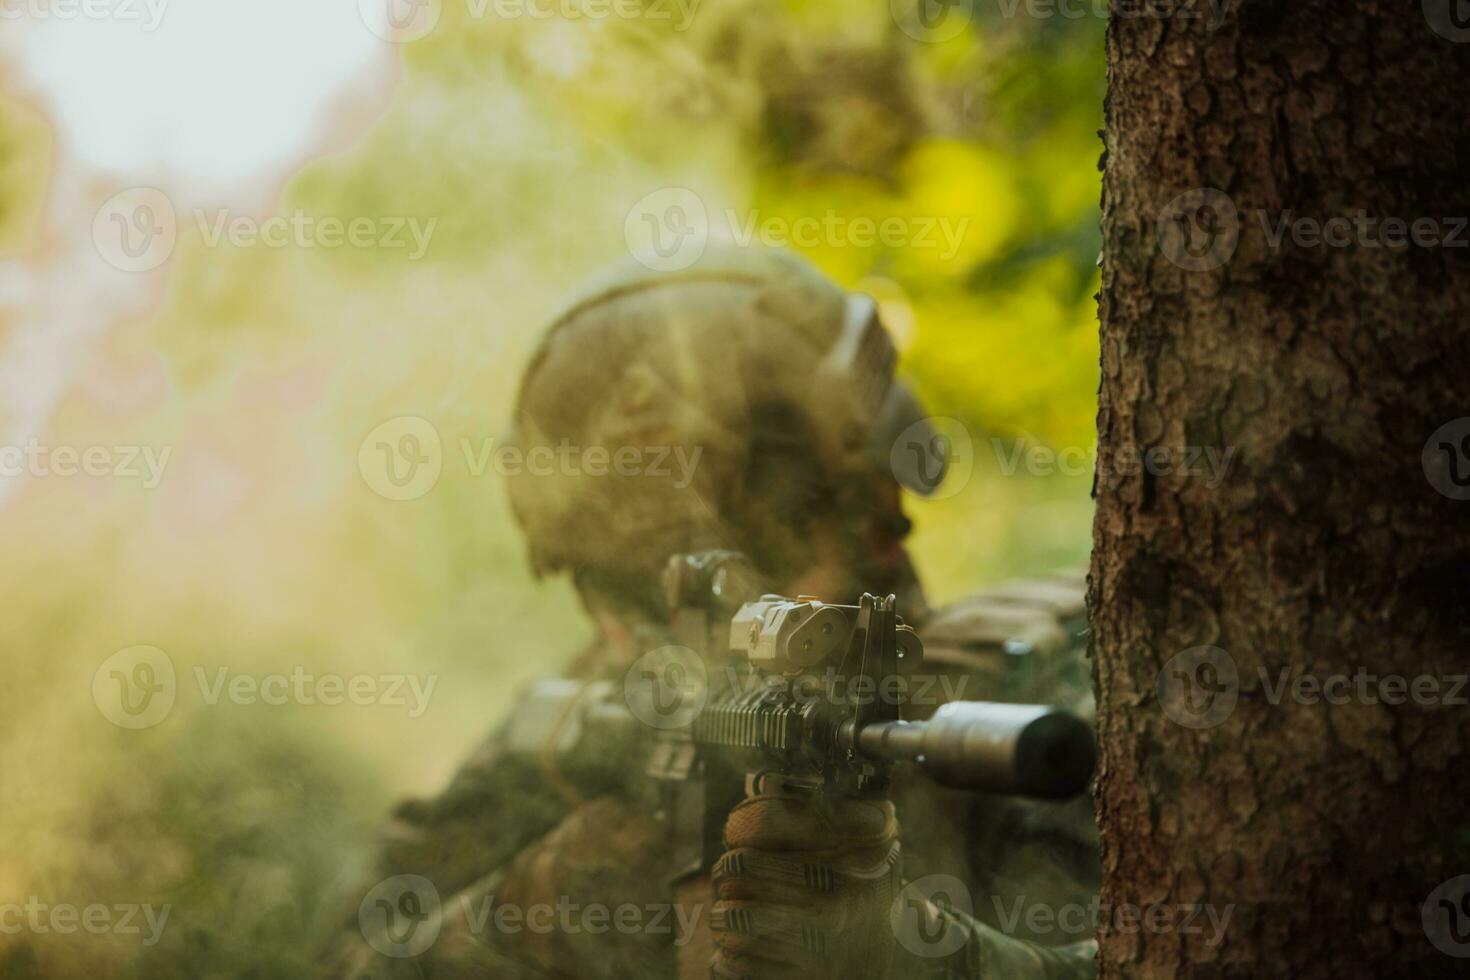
<box><xmin>855</xmin><ymin>702</ymin><xmax>1095</xmax><ymax>799</ymax></box>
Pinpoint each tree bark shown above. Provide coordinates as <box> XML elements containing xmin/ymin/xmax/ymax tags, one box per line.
<box><xmin>1092</xmin><ymin>3</ymin><xmax>1470</xmax><ymax>978</ymax></box>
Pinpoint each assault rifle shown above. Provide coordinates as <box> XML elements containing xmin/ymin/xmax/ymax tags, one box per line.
<box><xmin>500</xmin><ymin>551</ymin><xmax>1095</xmax><ymax>879</ymax></box>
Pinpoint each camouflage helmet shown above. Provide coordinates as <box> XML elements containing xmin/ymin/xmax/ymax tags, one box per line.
<box><xmin>505</xmin><ymin>247</ymin><xmax>941</xmax><ymax>583</ymax></box>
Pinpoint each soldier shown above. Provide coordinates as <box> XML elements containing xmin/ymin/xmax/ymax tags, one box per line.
<box><xmin>324</xmin><ymin>248</ymin><xmax>1098</xmax><ymax>979</ymax></box>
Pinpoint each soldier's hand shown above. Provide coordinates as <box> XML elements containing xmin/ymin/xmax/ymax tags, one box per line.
<box><xmin>709</xmin><ymin>781</ymin><xmax>901</xmax><ymax>979</ymax></box>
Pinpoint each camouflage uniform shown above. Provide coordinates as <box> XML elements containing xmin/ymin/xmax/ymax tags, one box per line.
<box><xmin>323</xmin><ymin>578</ymin><xmax>1096</xmax><ymax>979</ymax></box>
<box><xmin>323</xmin><ymin>250</ymin><xmax>1098</xmax><ymax>979</ymax></box>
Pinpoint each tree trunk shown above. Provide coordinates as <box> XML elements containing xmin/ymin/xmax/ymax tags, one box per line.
<box><xmin>1091</xmin><ymin>3</ymin><xmax>1470</xmax><ymax>978</ymax></box>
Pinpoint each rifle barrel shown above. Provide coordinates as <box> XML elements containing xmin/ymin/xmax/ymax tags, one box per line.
<box><xmin>854</xmin><ymin>702</ymin><xmax>1094</xmax><ymax>799</ymax></box>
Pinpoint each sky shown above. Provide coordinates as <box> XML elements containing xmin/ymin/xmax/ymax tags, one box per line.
<box><xmin>5</xmin><ymin>0</ymin><xmax>393</xmax><ymax>197</ymax></box>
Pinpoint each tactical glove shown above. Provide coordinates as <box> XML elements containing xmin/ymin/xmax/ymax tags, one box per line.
<box><xmin>709</xmin><ymin>781</ymin><xmax>902</xmax><ymax>979</ymax></box>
